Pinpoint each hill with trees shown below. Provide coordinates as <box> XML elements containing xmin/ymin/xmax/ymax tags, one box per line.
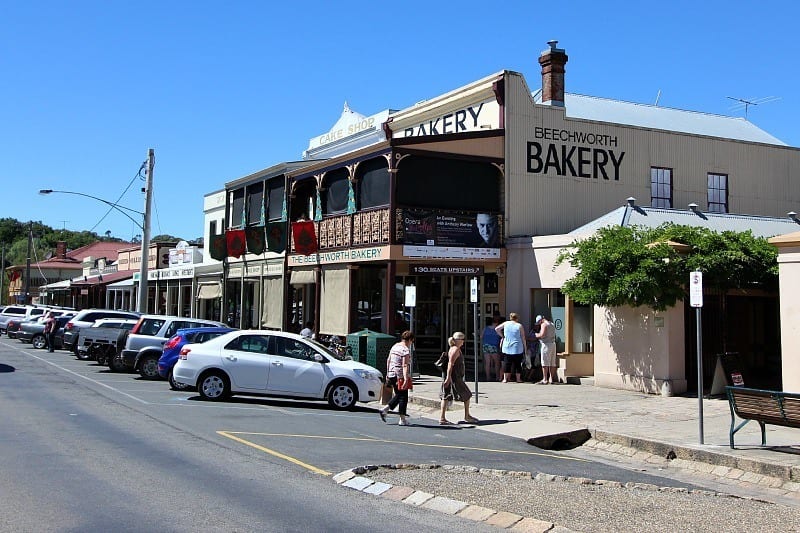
<box><xmin>0</xmin><ymin>218</ymin><xmax>188</xmax><ymax>270</ymax></box>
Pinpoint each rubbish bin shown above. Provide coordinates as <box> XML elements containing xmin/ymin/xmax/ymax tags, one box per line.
<box><xmin>345</xmin><ymin>330</ymin><xmax>369</xmax><ymax>363</ymax></box>
<box><xmin>366</xmin><ymin>331</ymin><xmax>397</xmax><ymax>370</ymax></box>
<box><xmin>345</xmin><ymin>329</ymin><xmax>397</xmax><ymax>369</ymax></box>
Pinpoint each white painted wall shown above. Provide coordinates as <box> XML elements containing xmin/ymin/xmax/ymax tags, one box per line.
<box><xmin>771</xmin><ymin>232</ymin><xmax>800</xmax><ymax>392</ymax></box>
<box><xmin>594</xmin><ymin>304</ymin><xmax>686</xmax><ymax>395</ymax></box>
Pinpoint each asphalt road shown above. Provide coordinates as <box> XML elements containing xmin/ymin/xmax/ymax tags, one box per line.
<box><xmin>0</xmin><ymin>336</ymin><xmax>724</xmax><ymax>531</ymax></box>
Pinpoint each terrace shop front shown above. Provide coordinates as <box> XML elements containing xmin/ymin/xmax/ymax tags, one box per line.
<box><xmin>286</xmin><ymin>244</ymin><xmax>505</xmax><ymax>367</ymax></box>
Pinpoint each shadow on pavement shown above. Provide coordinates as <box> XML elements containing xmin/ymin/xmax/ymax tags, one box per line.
<box><xmin>0</xmin><ymin>363</ymin><xmax>15</xmax><ymax>373</ymax></box>
<box><xmin>185</xmin><ymin>395</ymin><xmax>377</xmax><ymax>414</ymax></box>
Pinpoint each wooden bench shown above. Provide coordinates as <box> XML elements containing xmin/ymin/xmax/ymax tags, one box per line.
<box><xmin>726</xmin><ymin>386</ymin><xmax>800</xmax><ymax>448</ymax></box>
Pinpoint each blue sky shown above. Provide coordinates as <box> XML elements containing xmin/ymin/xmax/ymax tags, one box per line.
<box><xmin>3</xmin><ymin>1</ymin><xmax>798</xmax><ymax>242</ymax></box>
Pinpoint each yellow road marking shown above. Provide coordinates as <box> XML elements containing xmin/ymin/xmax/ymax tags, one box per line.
<box><xmin>221</xmin><ymin>431</ymin><xmax>588</xmax><ymax>462</ymax></box>
<box><xmin>217</xmin><ymin>431</ymin><xmax>331</xmax><ymax>475</ymax></box>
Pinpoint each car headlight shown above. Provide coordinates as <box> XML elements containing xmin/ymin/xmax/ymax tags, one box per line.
<box><xmin>354</xmin><ymin>369</ymin><xmax>381</xmax><ymax>381</ymax></box>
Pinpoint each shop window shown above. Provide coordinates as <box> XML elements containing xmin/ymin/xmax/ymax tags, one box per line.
<box><xmin>323</xmin><ymin>168</ymin><xmax>350</xmax><ymax>216</ymax></box>
<box><xmin>650</xmin><ymin>167</ymin><xmax>672</xmax><ymax>208</ymax></box>
<box><xmin>266</xmin><ymin>177</ymin><xmax>285</xmax><ymax>221</ymax></box>
<box><xmin>707</xmin><ymin>173</ymin><xmax>728</xmax><ymax>213</ymax></box>
<box><xmin>396</xmin><ymin>155</ymin><xmax>501</xmax><ymax>211</ymax></box>
<box><xmin>230</xmin><ymin>188</ymin><xmax>245</xmax><ymax>228</ymax></box>
<box><xmin>246</xmin><ymin>182</ymin><xmax>264</xmax><ymax>226</ymax></box>
<box><xmin>357</xmin><ymin>158</ymin><xmax>390</xmax><ymax>209</ymax></box>
<box><xmin>354</xmin><ymin>267</ymin><xmax>386</xmax><ymax>332</ymax></box>
<box><xmin>531</xmin><ymin>288</ymin><xmax>566</xmax><ymax>352</ymax></box>
<box><xmin>570</xmin><ymin>301</ymin><xmax>593</xmax><ymax>353</ymax></box>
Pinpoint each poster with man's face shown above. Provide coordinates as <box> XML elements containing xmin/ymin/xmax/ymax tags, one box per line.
<box><xmin>402</xmin><ymin>209</ymin><xmax>500</xmax><ymax>248</ymax></box>
<box><xmin>475</xmin><ymin>213</ymin><xmax>499</xmax><ymax>247</ymax></box>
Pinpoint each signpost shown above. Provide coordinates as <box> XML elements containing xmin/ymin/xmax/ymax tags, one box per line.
<box><xmin>470</xmin><ymin>277</ymin><xmax>479</xmax><ymax>403</ymax></box>
<box><xmin>405</xmin><ymin>285</ymin><xmax>418</xmax><ymax>377</ymax></box>
<box><xmin>690</xmin><ymin>271</ymin><xmax>704</xmax><ymax>444</ymax></box>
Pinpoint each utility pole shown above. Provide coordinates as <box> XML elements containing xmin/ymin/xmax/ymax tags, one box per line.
<box><xmin>137</xmin><ymin>149</ymin><xmax>154</xmax><ymax>313</ymax></box>
<box><xmin>24</xmin><ymin>222</ymin><xmax>32</xmax><ymax>305</ymax></box>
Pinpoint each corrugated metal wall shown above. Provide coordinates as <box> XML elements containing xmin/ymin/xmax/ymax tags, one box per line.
<box><xmin>504</xmin><ymin>72</ymin><xmax>800</xmax><ymax>237</ymax></box>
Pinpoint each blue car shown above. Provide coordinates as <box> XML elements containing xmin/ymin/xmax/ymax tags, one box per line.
<box><xmin>159</xmin><ymin>327</ymin><xmax>236</xmax><ymax>390</ymax></box>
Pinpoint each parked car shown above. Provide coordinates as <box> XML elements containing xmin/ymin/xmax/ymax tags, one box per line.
<box><xmin>158</xmin><ymin>327</ymin><xmax>237</xmax><ymax>390</ymax></box>
<box><xmin>75</xmin><ymin>318</ymin><xmax>139</xmax><ymax>363</ymax></box>
<box><xmin>10</xmin><ymin>310</ymin><xmax>75</xmax><ymax>340</ymax></box>
<box><xmin>62</xmin><ymin>309</ymin><xmax>141</xmax><ymax>354</ymax></box>
<box><xmin>172</xmin><ymin>330</ymin><xmax>384</xmax><ymax>409</ymax></box>
<box><xmin>18</xmin><ymin>315</ymin><xmax>73</xmax><ymax>349</ymax></box>
<box><xmin>0</xmin><ymin>305</ymin><xmax>50</xmax><ymax>335</ymax></box>
<box><xmin>116</xmin><ymin>315</ymin><xmax>228</xmax><ymax>377</ymax></box>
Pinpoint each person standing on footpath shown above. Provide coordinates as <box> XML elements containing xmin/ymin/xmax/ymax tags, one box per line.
<box><xmin>535</xmin><ymin>315</ymin><xmax>558</xmax><ymax>384</ymax></box>
<box><xmin>481</xmin><ymin>316</ymin><xmax>502</xmax><ymax>382</ymax></box>
<box><xmin>379</xmin><ymin>330</ymin><xmax>415</xmax><ymax>426</ymax></box>
<box><xmin>495</xmin><ymin>313</ymin><xmax>527</xmax><ymax>383</ymax></box>
<box><xmin>43</xmin><ymin>311</ymin><xmax>57</xmax><ymax>353</ymax></box>
<box><xmin>439</xmin><ymin>331</ymin><xmax>478</xmax><ymax>425</ymax></box>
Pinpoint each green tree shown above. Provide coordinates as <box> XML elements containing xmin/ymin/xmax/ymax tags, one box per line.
<box><xmin>556</xmin><ymin>224</ymin><xmax>778</xmax><ymax>312</ymax></box>
<box><xmin>150</xmin><ymin>234</ymin><xmax>183</xmax><ymax>243</ymax></box>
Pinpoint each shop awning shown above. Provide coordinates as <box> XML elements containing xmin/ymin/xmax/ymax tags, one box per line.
<box><xmin>290</xmin><ymin>270</ymin><xmax>316</xmax><ymax>285</ymax></box>
<box><xmin>197</xmin><ymin>283</ymin><xmax>222</xmax><ymax>300</ymax></box>
<box><xmin>40</xmin><ymin>279</ymin><xmax>72</xmax><ymax>291</ymax></box>
<box><xmin>107</xmin><ymin>277</ymin><xmax>135</xmax><ymax>288</ymax></box>
<box><xmin>71</xmin><ymin>271</ymin><xmax>133</xmax><ymax>287</ymax></box>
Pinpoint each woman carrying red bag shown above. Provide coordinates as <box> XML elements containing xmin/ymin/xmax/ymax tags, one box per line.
<box><xmin>379</xmin><ymin>330</ymin><xmax>415</xmax><ymax>426</ymax></box>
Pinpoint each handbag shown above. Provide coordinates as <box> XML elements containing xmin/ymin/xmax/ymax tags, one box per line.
<box><xmin>434</xmin><ymin>351</ymin><xmax>448</xmax><ymax>370</ymax></box>
<box><xmin>523</xmin><ymin>349</ymin><xmax>532</xmax><ymax>370</ymax></box>
<box><xmin>379</xmin><ymin>379</ymin><xmax>393</xmax><ymax>404</ymax></box>
<box><xmin>397</xmin><ymin>377</ymin><xmax>413</xmax><ymax>391</ymax></box>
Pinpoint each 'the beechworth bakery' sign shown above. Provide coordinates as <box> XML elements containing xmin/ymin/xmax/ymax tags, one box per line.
<box><xmin>526</xmin><ymin>127</ymin><xmax>626</xmax><ymax>181</ymax></box>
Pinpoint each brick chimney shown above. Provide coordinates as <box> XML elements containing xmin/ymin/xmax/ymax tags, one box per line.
<box><xmin>538</xmin><ymin>40</ymin><xmax>568</xmax><ymax>107</ymax></box>
<box><xmin>56</xmin><ymin>241</ymin><xmax>67</xmax><ymax>259</ymax></box>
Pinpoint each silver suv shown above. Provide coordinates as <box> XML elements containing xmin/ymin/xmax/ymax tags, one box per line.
<box><xmin>117</xmin><ymin>315</ymin><xmax>227</xmax><ymax>377</ymax></box>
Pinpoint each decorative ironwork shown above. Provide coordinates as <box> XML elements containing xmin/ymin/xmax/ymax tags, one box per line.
<box><xmin>291</xmin><ymin>208</ymin><xmax>390</xmax><ymax>253</ymax></box>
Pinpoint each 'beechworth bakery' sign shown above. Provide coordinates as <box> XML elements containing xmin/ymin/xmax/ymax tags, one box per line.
<box><xmin>526</xmin><ymin>127</ymin><xmax>626</xmax><ymax>181</ymax></box>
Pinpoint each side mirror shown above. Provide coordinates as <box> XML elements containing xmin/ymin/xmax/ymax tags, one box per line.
<box><xmin>313</xmin><ymin>353</ymin><xmax>327</xmax><ymax>363</ymax></box>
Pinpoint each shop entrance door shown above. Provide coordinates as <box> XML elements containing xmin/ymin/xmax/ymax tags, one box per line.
<box><xmin>444</xmin><ymin>277</ymin><xmax>475</xmax><ymax>366</ymax></box>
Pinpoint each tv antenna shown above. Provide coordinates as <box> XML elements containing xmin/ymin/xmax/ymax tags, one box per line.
<box><xmin>726</xmin><ymin>95</ymin><xmax>780</xmax><ymax>120</ymax></box>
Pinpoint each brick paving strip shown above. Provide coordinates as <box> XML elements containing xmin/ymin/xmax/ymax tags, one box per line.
<box><xmin>332</xmin><ymin>463</ymin><xmax>767</xmax><ymax>531</ymax></box>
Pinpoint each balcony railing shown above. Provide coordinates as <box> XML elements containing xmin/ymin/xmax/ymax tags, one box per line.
<box><xmin>290</xmin><ymin>208</ymin><xmax>391</xmax><ymax>253</ymax></box>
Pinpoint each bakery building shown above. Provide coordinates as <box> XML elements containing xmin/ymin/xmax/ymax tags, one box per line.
<box><xmin>497</xmin><ymin>41</ymin><xmax>800</xmax><ymax>394</ymax></box>
<box><xmin>205</xmin><ymin>40</ymin><xmax>800</xmax><ymax>384</ymax></box>
<box><xmin>285</xmin><ymin>94</ymin><xmax>505</xmax><ymax>362</ymax></box>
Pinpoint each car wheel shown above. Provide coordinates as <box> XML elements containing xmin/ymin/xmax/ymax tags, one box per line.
<box><xmin>327</xmin><ymin>380</ymin><xmax>357</xmax><ymax>410</ymax></box>
<box><xmin>138</xmin><ymin>355</ymin><xmax>160</xmax><ymax>380</ymax></box>
<box><xmin>109</xmin><ymin>355</ymin><xmax>128</xmax><ymax>373</ymax></box>
<box><xmin>76</xmin><ymin>348</ymin><xmax>92</xmax><ymax>361</ymax></box>
<box><xmin>198</xmin><ymin>371</ymin><xmax>230</xmax><ymax>401</ymax></box>
<box><xmin>168</xmin><ymin>369</ymin><xmax>191</xmax><ymax>391</ymax></box>
<box><xmin>31</xmin><ymin>335</ymin><xmax>47</xmax><ymax>349</ymax></box>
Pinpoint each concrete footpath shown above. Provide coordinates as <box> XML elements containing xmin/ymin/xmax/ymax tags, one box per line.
<box><xmin>402</xmin><ymin>374</ymin><xmax>800</xmax><ymax>494</ymax></box>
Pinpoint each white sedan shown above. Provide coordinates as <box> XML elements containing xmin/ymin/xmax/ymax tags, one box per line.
<box><xmin>172</xmin><ymin>330</ymin><xmax>384</xmax><ymax>409</ymax></box>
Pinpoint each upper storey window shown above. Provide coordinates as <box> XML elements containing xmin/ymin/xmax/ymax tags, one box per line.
<box><xmin>650</xmin><ymin>167</ymin><xmax>672</xmax><ymax>208</ymax></box>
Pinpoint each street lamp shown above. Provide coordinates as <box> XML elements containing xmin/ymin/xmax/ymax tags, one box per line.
<box><xmin>38</xmin><ymin>149</ymin><xmax>154</xmax><ymax>313</ymax></box>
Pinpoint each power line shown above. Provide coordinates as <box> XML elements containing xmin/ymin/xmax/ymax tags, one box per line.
<box><xmin>88</xmin><ymin>161</ymin><xmax>147</xmax><ymax>235</ymax></box>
